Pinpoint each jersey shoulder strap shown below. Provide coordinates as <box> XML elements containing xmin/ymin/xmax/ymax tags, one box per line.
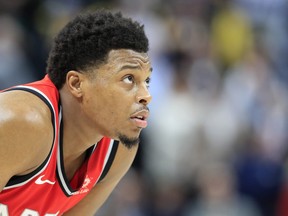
<box><xmin>98</xmin><ymin>140</ymin><xmax>119</xmax><ymax>182</ymax></box>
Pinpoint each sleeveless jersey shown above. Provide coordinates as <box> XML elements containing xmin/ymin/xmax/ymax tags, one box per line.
<box><xmin>0</xmin><ymin>75</ymin><xmax>119</xmax><ymax>215</ymax></box>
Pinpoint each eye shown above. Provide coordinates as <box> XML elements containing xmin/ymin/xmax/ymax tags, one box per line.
<box><xmin>123</xmin><ymin>75</ymin><xmax>134</xmax><ymax>84</ymax></box>
<box><xmin>145</xmin><ymin>77</ymin><xmax>151</xmax><ymax>88</ymax></box>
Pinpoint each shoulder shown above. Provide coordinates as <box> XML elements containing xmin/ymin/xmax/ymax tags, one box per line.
<box><xmin>0</xmin><ymin>90</ymin><xmax>53</xmax><ymax>136</ymax></box>
<box><xmin>0</xmin><ymin>90</ymin><xmax>54</xmax><ymax>176</ymax></box>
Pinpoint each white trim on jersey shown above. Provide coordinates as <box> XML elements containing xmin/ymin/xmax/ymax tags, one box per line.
<box><xmin>94</xmin><ymin>139</ymin><xmax>115</xmax><ymax>186</ymax></box>
<box><xmin>56</xmin><ymin>107</ymin><xmax>74</xmax><ymax>195</ymax></box>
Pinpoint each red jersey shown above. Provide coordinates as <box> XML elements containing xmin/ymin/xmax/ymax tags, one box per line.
<box><xmin>0</xmin><ymin>75</ymin><xmax>119</xmax><ymax>215</ymax></box>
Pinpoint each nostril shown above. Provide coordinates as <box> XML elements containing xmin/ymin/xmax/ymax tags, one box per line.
<box><xmin>137</xmin><ymin>93</ymin><xmax>152</xmax><ymax>105</ymax></box>
<box><xmin>139</xmin><ymin>99</ymin><xmax>147</xmax><ymax>104</ymax></box>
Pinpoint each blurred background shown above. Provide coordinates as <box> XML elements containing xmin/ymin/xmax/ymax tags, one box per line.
<box><xmin>1</xmin><ymin>0</ymin><xmax>288</xmax><ymax>215</ymax></box>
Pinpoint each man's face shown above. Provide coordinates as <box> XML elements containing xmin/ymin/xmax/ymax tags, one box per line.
<box><xmin>81</xmin><ymin>49</ymin><xmax>152</xmax><ymax>148</ymax></box>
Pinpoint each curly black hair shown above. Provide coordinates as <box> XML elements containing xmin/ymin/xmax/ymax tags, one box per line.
<box><xmin>46</xmin><ymin>9</ymin><xmax>149</xmax><ymax>89</ymax></box>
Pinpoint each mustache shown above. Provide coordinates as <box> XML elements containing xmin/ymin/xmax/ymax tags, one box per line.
<box><xmin>132</xmin><ymin>106</ymin><xmax>150</xmax><ymax>114</ymax></box>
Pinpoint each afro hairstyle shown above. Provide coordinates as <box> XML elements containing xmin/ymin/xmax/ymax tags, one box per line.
<box><xmin>46</xmin><ymin>9</ymin><xmax>149</xmax><ymax>89</ymax></box>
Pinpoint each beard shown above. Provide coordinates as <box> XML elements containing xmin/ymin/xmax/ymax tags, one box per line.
<box><xmin>118</xmin><ymin>133</ymin><xmax>140</xmax><ymax>149</ymax></box>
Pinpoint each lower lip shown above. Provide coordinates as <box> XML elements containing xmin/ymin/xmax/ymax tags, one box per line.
<box><xmin>131</xmin><ymin>118</ymin><xmax>148</xmax><ymax>128</ymax></box>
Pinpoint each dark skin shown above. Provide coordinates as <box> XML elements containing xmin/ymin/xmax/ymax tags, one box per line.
<box><xmin>0</xmin><ymin>49</ymin><xmax>152</xmax><ymax>215</ymax></box>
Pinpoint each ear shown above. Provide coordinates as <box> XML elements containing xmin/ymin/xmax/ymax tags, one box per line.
<box><xmin>66</xmin><ymin>70</ymin><xmax>84</xmax><ymax>98</ymax></box>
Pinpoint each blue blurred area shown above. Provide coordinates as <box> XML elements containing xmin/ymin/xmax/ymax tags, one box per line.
<box><xmin>1</xmin><ymin>0</ymin><xmax>288</xmax><ymax>215</ymax></box>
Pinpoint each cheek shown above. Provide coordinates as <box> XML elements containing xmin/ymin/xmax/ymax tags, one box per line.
<box><xmin>86</xmin><ymin>86</ymin><xmax>133</xmax><ymax>124</ymax></box>
<box><xmin>105</xmin><ymin>96</ymin><xmax>132</xmax><ymax>124</ymax></box>
<box><xmin>93</xmin><ymin>94</ymin><xmax>123</xmax><ymax>122</ymax></box>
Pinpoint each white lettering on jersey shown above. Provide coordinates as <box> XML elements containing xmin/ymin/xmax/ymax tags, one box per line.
<box><xmin>35</xmin><ymin>175</ymin><xmax>55</xmax><ymax>185</ymax></box>
<box><xmin>21</xmin><ymin>209</ymin><xmax>39</xmax><ymax>216</ymax></box>
<box><xmin>0</xmin><ymin>204</ymin><xmax>59</xmax><ymax>216</ymax></box>
<box><xmin>74</xmin><ymin>174</ymin><xmax>92</xmax><ymax>195</ymax></box>
<box><xmin>0</xmin><ymin>204</ymin><xmax>8</xmax><ymax>216</ymax></box>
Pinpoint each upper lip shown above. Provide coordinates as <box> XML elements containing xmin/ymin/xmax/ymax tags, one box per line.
<box><xmin>130</xmin><ymin>109</ymin><xmax>149</xmax><ymax>120</ymax></box>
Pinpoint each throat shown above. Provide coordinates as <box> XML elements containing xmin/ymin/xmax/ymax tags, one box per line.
<box><xmin>63</xmin><ymin>144</ymin><xmax>96</xmax><ymax>183</ymax></box>
<box><xmin>64</xmin><ymin>153</ymin><xmax>87</xmax><ymax>182</ymax></box>
<box><xmin>62</xmin><ymin>143</ymin><xmax>96</xmax><ymax>188</ymax></box>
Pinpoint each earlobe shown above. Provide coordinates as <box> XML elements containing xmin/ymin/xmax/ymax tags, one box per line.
<box><xmin>66</xmin><ymin>70</ymin><xmax>83</xmax><ymax>98</ymax></box>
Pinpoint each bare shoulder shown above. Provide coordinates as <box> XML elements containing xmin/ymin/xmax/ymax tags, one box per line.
<box><xmin>0</xmin><ymin>91</ymin><xmax>54</xmax><ymax>188</ymax></box>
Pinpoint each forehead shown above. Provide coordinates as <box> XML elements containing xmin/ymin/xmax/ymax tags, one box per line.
<box><xmin>105</xmin><ymin>49</ymin><xmax>151</xmax><ymax>70</ymax></box>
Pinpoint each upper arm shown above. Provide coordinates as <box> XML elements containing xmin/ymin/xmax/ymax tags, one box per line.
<box><xmin>63</xmin><ymin>142</ymin><xmax>139</xmax><ymax>216</ymax></box>
<box><xmin>0</xmin><ymin>91</ymin><xmax>53</xmax><ymax>191</ymax></box>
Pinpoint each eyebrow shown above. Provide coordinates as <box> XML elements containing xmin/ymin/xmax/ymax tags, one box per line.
<box><xmin>118</xmin><ymin>65</ymin><xmax>153</xmax><ymax>73</ymax></box>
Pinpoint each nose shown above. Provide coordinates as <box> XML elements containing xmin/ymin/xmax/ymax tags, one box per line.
<box><xmin>136</xmin><ymin>86</ymin><xmax>152</xmax><ymax>105</ymax></box>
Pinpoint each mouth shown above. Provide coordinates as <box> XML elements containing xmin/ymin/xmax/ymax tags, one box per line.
<box><xmin>130</xmin><ymin>109</ymin><xmax>149</xmax><ymax>128</ymax></box>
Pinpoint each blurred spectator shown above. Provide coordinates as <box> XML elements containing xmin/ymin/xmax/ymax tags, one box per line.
<box><xmin>223</xmin><ymin>47</ymin><xmax>288</xmax><ymax>161</ymax></box>
<box><xmin>210</xmin><ymin>2</ymin><xmax>253</xmax><ymax>73</ymax></box>
<box><xmin>0</xmin><ymin>14</ymin><xmax>36</xmax><ymax>88</ymax></box>
<box><xmin>97</xmin><ymin>169</ymin><xmax>149</xmax><ymax>216</ymax></box>
<box><xmin>143</xmin><ymin>49</ymin><xmax>196</xmax><ymax>216</ymax></box>
<box><xmin>235</xmin><ymin>145</ymin><xmax>283</xmax><ymax>216</ymax></box>
<box><xmin>183</xmin><ymin>161</ymin><xmax>261</xmax><ymax>216</ymax></box>
<box><xmin>222</xmin><ymin>43</ymin><xmax>288</xmax><ymax>216</ymax></box>
<box><xmin>233</xmin><ymin>0</ymin><xmax>288</xmax><ymax>87</ymax></box>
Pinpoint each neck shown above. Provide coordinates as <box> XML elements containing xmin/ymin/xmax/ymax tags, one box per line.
<box><xmin>59</xmin><ymin>88</ymin><xmax>103</xmax><ymax>160</ymax></box>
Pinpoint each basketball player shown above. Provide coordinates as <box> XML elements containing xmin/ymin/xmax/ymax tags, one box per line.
<box><xmin>0</xmin><ymin>10</ymin><xmax>152</xmax><ymax>215</ymax></box>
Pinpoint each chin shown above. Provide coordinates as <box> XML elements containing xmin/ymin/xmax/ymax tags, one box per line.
<box><xmin>118</xmin><ymin>133</ymin><xmax>140</xmax><ymax>149</ymax></box>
